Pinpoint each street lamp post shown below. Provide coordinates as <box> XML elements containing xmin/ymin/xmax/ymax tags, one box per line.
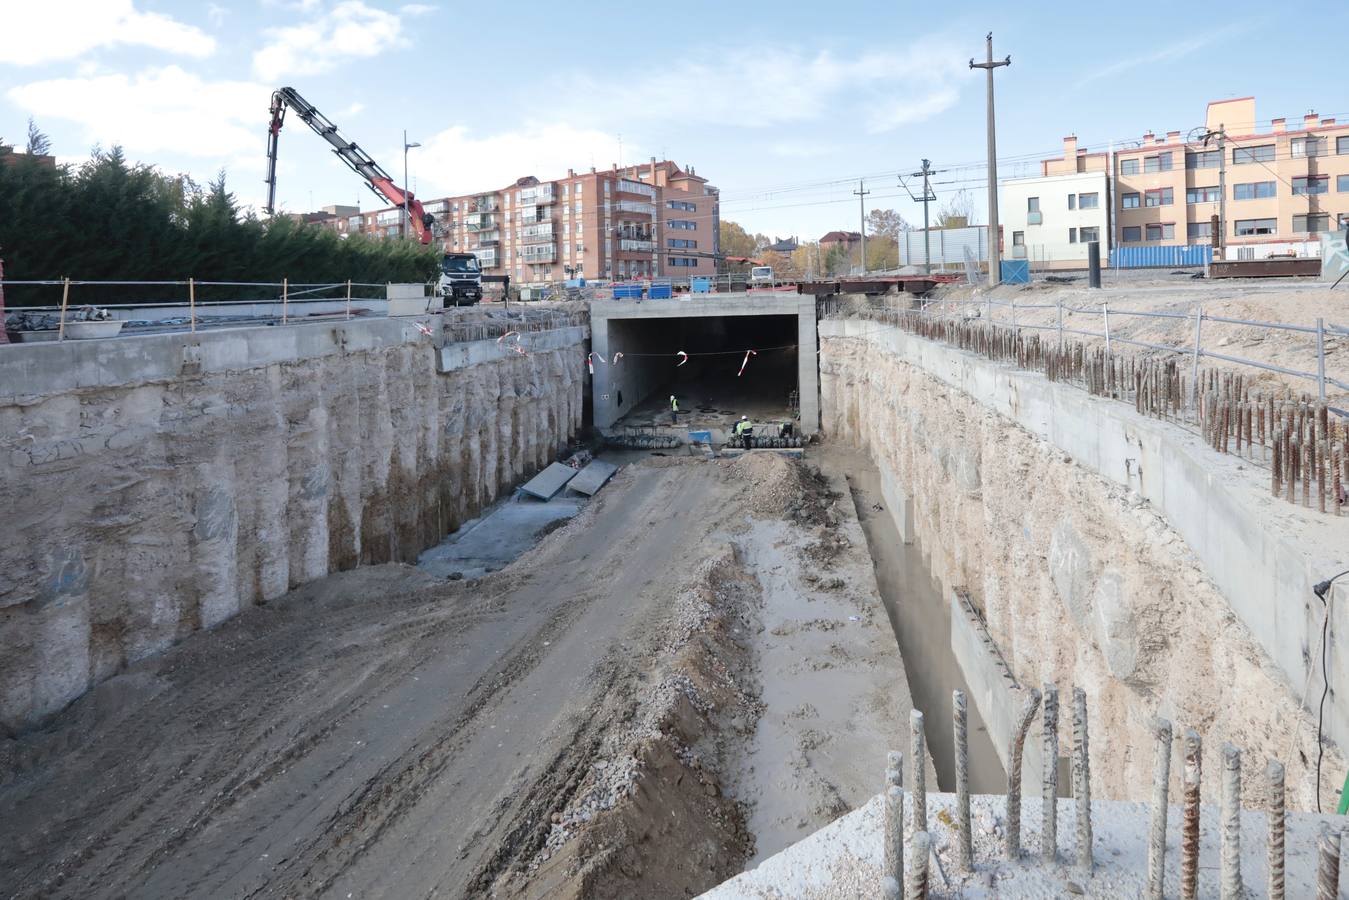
<box><xmin>403</xmin><ymin>130</ymin><xmax>421</xmax><ymax>239</ymax></box>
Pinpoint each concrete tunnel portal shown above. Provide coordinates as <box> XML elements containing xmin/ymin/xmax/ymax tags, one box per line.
<box><xmin>589</xmin><ymin>293</ymin><xmax>820</xmax><ymax>438</ymax></box>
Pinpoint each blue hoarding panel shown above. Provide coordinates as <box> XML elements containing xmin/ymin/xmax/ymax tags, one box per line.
<box><xmin>648</xmin><ymin>282</ymin><xmax>673</xmax><ymax>299</ymax></box>
<box><xmin>613</xmin><ymin>283</ymin><xmax>643</xmax><ymax>298</ymax></box>
<box><xmin>1109</xmin><ymin>245</ymin><xmax>1212</xmax><ymax>268</ymax></box>
<box><xmin>691</xmin><ymin>277</ymin><xmax>712</xmax><ymax>293</ymax></box>
<box><xmin>1000</xmin><ymin>259</ymin><xmax>1030</xmax><ymax>284</ymax></box>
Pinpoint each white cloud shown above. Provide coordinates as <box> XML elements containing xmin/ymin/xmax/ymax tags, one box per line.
<box><xmin>7</xmin><ymin>66</ymin><xmax>265</xmax><ymax>158</ymax></box>
<box><xmin>768</xmin><ymin>140</ymin><xmax>839</xmax><ymax>159</ymax></box>
<box><xmin>3</xmin><ymin>0</ymin><xmax>215</xmax><ymax>66</ymax></box>
<box><xmin>400</xmin><ymin>3</ymin><xmax>435</xmax><ymax>15</ymax></box>
<box><xmin>343</xmin><ymin>101</ymin><xmax>366</xmax><ymax>117</ymax></box>
<box><xmin>1080</xmin><ymin>22</ymin><xmax>1255</xmax><ymax>85</ymax></box>
<box><xmin>554</xmin><ymin>44</ymin><xmax>965</xmax><ymax>133</ymax></box>
<box><xmin>415</xmin><ymin>122</ymin><xmax>629</xmax><ymax>196</ymax></box>
<box><xmin>253</xmin><ymin>1</ymin><xmax>405</xmax><ymax>81</ymax></box>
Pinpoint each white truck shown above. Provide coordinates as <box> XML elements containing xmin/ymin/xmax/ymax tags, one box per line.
<box><xmin>438</xmin><ymin>253</ymin><xmax>484</xmax><ymax>306</ymax></box>
<box><xmin>749</xmin><ymin>265</ymin><xmax>774</xmax><ymax>288</ymax></box>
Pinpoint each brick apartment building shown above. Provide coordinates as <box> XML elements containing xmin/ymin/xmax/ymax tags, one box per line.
<box><xmin>331</xmin><ymin>159</ymin><xmax>719</xmax><ymax>285</ymax></box>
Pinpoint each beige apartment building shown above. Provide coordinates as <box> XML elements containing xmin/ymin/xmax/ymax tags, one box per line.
<box><xmin>343</xmin><ymin>159</ymin><xmax>719</xmax><ymax>285</ymax></box>
<box><xmin>1114</xmin><ymin>97</ymin><xmax>1349</xmax><ymax>257</ymax></box>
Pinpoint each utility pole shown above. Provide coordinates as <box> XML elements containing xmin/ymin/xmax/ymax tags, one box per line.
<box><xmin>855</xmin><ymin>179</ymin><xmax>870</xmax><ymax>274</ymax></box>
<box><xmin>970</xmin><ymin>33</ymin><xmax>1010</xmax><ymax>286</ymax></box>
<box><xmin>1216</xmin><ymin>125</ymin><xmax>1227</xmax><ymax>260</ymax></box>
<box><xmin>907</xmin><ymin>160</ymin><xmax>938</xmax><ymax>274</ymax></box>
<box><xmin>403</xmin><ymin>130</ymin><xmax>421</xmax><ymax>240</ymax></box>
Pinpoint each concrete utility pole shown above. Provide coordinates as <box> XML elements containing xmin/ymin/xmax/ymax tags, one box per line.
<box><xmin>1216</xmin><ymin>125</ymin><xmax>1228</xmax><ymax>259</ymax></box>
<box><xmin>403</xmin><ymin>130</ymin><xmax>421</xmax><ymax>239</ymax></box>
<box><xmin>970</xmin><ymin>33</ymin><xmax>1010</xmax><ymax>285</ymax></box>
<box><xmin>855</xmin><ymin>179</ymin><xmax>870</xmax><ymax>274</ymax></box>
<box><xmin>910</xmin><ymin>159</ymin><xmax>938</xmax><ymax>274</ymax></box>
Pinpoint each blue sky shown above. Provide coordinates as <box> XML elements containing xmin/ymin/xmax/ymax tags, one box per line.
<box><xmin>3</xmin><ymin>1</ymin><xmax>1340</xmax><ymax>240</ymax></box>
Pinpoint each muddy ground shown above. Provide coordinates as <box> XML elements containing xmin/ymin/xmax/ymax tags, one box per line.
<box><xmin>0</xmin><ymin>453</ymin><xmax>914</xmax><ymax>899</ymax></box>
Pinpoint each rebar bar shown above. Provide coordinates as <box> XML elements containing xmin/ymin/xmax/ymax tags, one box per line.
<box><xmin>887</xmin><ymin>749</ymin><xmax>903</xmax><ymax>789</ymax></box>
<box><xmin>905</xmin><ymin>831</ymin><xmax>931</xmax><ymax>900</ymax></box>
<box><xmin>910</xmin><ymin>710</ymin><xmax>927</xmax><ymax>834</ymax></box>
<box><xmin>953</xmin><ymin>690</ymin><xmax>973</xmax><ymax>872</ymax></box>
<box><xmin>1266</xmin><ymin>759</ymin><xmax>1285</xmax><ymax>900</ymax></box>
<box><xmin>1316</xmin><ymin>823</ymin><xmax>1341</xmax><ymax>900</ymax></box>
<box><xmin>1006</xmin><ymin>687</ymin><xmax>1042</xmax><ymax>861</ymax></box>
<box><xmin>1042</xmin><ymin>684</ymin><xmax>1059</xmax><ymax>864</ymax></box>
<box><xmin>1180</xmin><ymin>729</ymin><xmax>1201</xmax><ymax>899</ymax></box>
<box><xmin>1221</xmin><ymin>742</ymin><xmax>1243</xmax><ymax>898</ymax></box>
<box><xmin>884</xmin><ymin>784</ymin><xmax>904</xmax><ymax>899</ymax></box>
<box><xmin>1072</xmin><ymin>687</ymin><xmax>1092</xmax><ymax>875</ymax></box>
<box><xmin>1147</xmin><ymin>717</ymin><xmax>1173</xmax><ymax>900</ymax></box>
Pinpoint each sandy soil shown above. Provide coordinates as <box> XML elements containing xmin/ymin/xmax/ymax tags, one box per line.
<box><xmin>0</xmin><ymin>452</ymin><xmax>914</xmax><ymax>899</ymax></box>
<box><xmin>921</xmin><ymin>279</ymin><xmax>1348</xmax><ymax>404</ymax></box>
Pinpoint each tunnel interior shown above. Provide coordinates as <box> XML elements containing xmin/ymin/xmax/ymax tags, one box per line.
<box><xmin>603</xmin><ymin>314</ymin><xmax>801</xmax><ymax>433</ymax></box>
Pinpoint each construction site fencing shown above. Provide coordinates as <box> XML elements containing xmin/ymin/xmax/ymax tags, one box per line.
<box><xmin>821</xmin><ymin>299</ymin><xmax>1348</xmax><ymax>517</ymax></box>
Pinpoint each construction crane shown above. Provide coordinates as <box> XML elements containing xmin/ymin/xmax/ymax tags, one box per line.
<box><xmin>264</xmin><ymin>87</ymin><xmax>435</xmax><ymax>244</ymax></box>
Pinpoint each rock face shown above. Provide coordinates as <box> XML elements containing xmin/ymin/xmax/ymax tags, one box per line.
<box><xmin>0</xmin><ymin>328</ymin><xmax>585</xmax><ymax>731</ymax></box>
<box><xmin>820</xmin><ymin>327</ymin><xmax>1333</xmax><ymax>809</ymax></box>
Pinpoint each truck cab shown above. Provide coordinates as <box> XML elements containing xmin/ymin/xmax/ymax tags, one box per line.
<box><xmin>750</xmin><ymin>266</ymin><xmax>774</xmax><ymax>287</ymax></box>
<box><xmin>439</xmin><ymin>253</ymin><xmax>483</xmax><ymax>306</ymax></box>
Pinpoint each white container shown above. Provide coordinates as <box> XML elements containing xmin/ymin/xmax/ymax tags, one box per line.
<box><xmin>387</xmin><ymin>297</ymin><xmax>438</xmax><ymax>317</ymax></box>
<box><xmin>65</xmin><ymin>320</ymin><xmax>125</xmax><ymax>340</ymax></box>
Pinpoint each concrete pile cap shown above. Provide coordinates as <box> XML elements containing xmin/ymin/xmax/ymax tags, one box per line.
<box><xmin>519</xmin><ymin>462</ymin><xmax>579</xmax><ymax>501</ymax></box>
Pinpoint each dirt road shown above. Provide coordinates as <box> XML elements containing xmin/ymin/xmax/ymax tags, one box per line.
<box><xmin>1</xmin><ymin>462</ymin><xmax>741</xmax><ymax>899</ymax></box>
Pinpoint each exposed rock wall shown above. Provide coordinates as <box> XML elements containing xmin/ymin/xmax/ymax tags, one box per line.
<box><xmin>0</xmin><ymin>323</ymin><xmax>585</xmax><ymax>731</ymax></box>
<box><xmin>821</xmin><ymin>325</ymin><xmax>1341</xmax><ymax>810</ymax></box>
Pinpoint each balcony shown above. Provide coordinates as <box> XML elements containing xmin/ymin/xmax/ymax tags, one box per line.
<box><xmin>619</xmin><ymin>239</ymin><xmax>655</xmax><ymax>252</ymax></box>
<box><xmin>465</xmin><ymin>213</ymin><xmax>495</xmax><ymax>231</ymax></box>
<box><xmin>472</xmin><ymin>196</ymin><xmax>499</xmax><ymax>212</ymax></box>
<box><xmin>519</xmin><ymin>186</ymin><xmax>556</xmax><ymax>206</ymax></box>
<box><xmin>473</xmin><ymin>249</ymin><xmax>499</xmax><ymax>268</ymax></box>
<box><xmin>615</xmin><ymin>200</ymin><xmax>654</xmax><ymax>216</ymax></box>
<box><xmin>521</xmin><ymin>223</ymin><xmax>554</xmax><ymax>242</ymax></box>
<box><xmin>1027</xmin><ymin>211</ymin><xmax>1043</xmax><ymax>225</ymax></box>
<box><xmin>476</xmin><ymin>231</ymin><xmax>500</xmax><ymax>246</ymax></box>
<box><xmin>521</xmin><ymin>244</ymin><xmax>557</xmax><ymax>263</ymax></box>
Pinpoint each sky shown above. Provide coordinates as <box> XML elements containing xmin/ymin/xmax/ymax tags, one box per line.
<box><xmin>3</xmin><ymin>1</ymin><xmax>1342</xmax><ymax>241</ymax></box>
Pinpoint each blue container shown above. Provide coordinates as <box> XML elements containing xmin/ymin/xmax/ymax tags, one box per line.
<box><xmin>1109</xmin><ymin>245</ymin><xmax>1212</xmax><ymax>269</ymax></box>
<box><xmin>648</xmin><ymin>282</ymin><xmax>673</xmax><ymax>299</ymax></box>
<box><xmin>1000</xmin><ymin>259</ymin><xmax>1030</xmax><ymax>284</ymax></box>
<box><xmin>613</xmin><ymin>283</ymin><xmax>643</xmax><ymax>299</ymax></box>
<box><xmin>691</xmin><ymin>277</ymin><xmax>712</xmax><ymax>293</ymax></box>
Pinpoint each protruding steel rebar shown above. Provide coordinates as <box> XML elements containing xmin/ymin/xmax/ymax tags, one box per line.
<box><xmin>906</xmin><ymin>831</ymin><xmax>931</xmax><ymax>900</ymax></box>
<box><xmin>1316</xmin><ymin>823</ymin><xmax>1341</xmax><ymax>900</ymax></box>
<box><xmin>1072</xmin><ymin>687</ymin><xmax>1092</xmax><ymax>876</ymax></box>
<box><xmin>1181</xmin><ymin>729</ymin><xmax>1202</xmax><ymax>899</ymax></box>
<box><xmin>1266</xmin><ymin>759</ymin><xmax>1285</xmax><ymax>900</ymax></box>
<box><xmin>887</xmin><ymin>749</ymin><xmax>903</xmax><ymax>789</ymax></box>
<box><xmin>884</xmin><ymin>784</ymin><xmax>904</xmax><ymax>899</ymax></box>
<box><xmin>1221</xmin><ymin>742</ymin><xmax>1243</xmax><ymax>898</ymax></box>
<box><xmin>1042</xmin><ymin>684</ymin><xmax>1059</xmax><ymax>864</ymax></box>
<box><xmin>953</xmin><ymin>690</ymin><xmax>973</xmax><ymax>872</ymax></box>
<box><xmin>1006</xmin><ymin>687</ymin><xmax>1042</xmax><ymax>860</ymax></box>
<box><xmin>910</xmin><ymin>710</ymin><xmax>927</xmax><ymax>834</ymax></box>
<box><xmin>1147</xmin><ymin>717</ymin><xmax>1173</xmax><ymax>900</ymax></box>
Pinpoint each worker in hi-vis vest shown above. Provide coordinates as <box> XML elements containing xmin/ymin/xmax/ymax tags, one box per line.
<box><xmin>734</xmin><ymin>416</ymin><xmax>752</xmax><ymax>449</ymax></box>
<box><xmin>669</xmin><ymin>394</ymin><xmax>679</xmax><ymax>425</ymax></box>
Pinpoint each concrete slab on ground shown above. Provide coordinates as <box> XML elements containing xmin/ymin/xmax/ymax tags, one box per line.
<box><xmin>519</xmin><ymin>462</ymin><xmax>580</xmax><ymax>500</ymax></box>
<box><xmin>567</xmin><ymin>460</ymin><xmax>619</xmax><ymax>496</ymax></box>
<box><xmin>417</xmin><ymin>494</ymin><xmax>584</xmax><ymax>579</ymax></box>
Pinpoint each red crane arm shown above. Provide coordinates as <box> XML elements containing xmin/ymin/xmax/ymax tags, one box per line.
<box><xmin>264</xmin><ymin>87</ymin><xmax>434</xmax><ymax>244</ymax></box>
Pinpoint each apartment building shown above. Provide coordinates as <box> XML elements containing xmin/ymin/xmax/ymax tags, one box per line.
<box><xmin>342</xmin><ymin>159</ymin><xmax>719</xmax><ymax>284</ymax></box>
<box><xmin>1001</xmin><ymin>136</ymin><xmax>1111</xmax><ymax>268</ymax></box>
<box><xmin>1114</xmin><ymin>97</ymin><xmax>1349</xmax><ymax>258</ymax></box>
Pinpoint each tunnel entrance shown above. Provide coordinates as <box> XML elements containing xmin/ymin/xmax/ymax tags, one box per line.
<box><xmin>607</xmin><ymin>314</ymin><xmax>800</xmax><ymax>434</ymax></box>
<box><xmin>590</xmin><ymin>293</ymin><xmax>820</xmax><ymax>438</ymax></box>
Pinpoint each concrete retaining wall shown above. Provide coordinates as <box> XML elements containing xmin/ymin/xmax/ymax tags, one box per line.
<box><xmin>821</xmin><ymin>317</ymin><xmax>1347</xmax><ymax>809</ymax></box>
<box><xmin>0</xmin><ymin>316</ymin><xmax>587</xmax><ymax>730</ymax></box>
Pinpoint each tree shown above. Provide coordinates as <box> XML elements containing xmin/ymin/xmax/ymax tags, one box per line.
<box><xmin>865</xmin><ymin>208</ymin><xmax>909</xmax><ymax>243</ymax></box>
<box><xmin>935</xmin><ymin>189</ymin><xmax>976</xmax><ymax>227</ymax></box>
<box><xmin>25</xmin><ymin>118</ymin><xmax>51</xmax><ymax>156</ymax></box>
<box><xmin>718</xmin><ymin>220</ymin><xmax>758</xmax><ymax>260</ymax></box>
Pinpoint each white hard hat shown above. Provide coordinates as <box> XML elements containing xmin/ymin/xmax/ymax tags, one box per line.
<box><xmin>741</xmin><ymin>415</ymin><xmax>748</xmax><ymax>420</ymax></box>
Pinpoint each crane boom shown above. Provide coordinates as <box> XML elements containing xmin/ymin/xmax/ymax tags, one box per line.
<box><xmin>264</xmin><ymin>87</ymin><xmax>435</xmax><ymax>244</ymax></box>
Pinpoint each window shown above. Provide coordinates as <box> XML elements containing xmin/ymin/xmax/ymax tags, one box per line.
<box><xmin>1187</xmin><ymin>150</ymin><xmax>1221</xmax><ymax>169</ymax></box>
<box><xmin>1293</xmin><ymin>214</ymin><xmax>1330</xmax><ymax>233</ymax></box>
<box><xmin>1080</xmin><ymin>226</ymin><xmax>1100</xmax><ymax>243</ymax></box>
<box><xmin>1068</xmin><ymin>194</ymin><xmax>1076</xmax><ymax>210</ymax></box>
<box><xmin>1233</xmin><ymin>181</ymin><xmax>1276</xmax><ymax>201</ymax></box>
<box><xmin>1122</xmin><ymin>192</ymin><xmax>1141</xmax><ymax>209</ymax></box>
<box><xmin>1122</xmin><ymin>225</ymin><xmax>1142</xmax><ymax>242</ymax></box>
<box><xmin>1078</xmin><ymin>192</ymin><xmax>1099</xmax><ymax>209</ymax></box>
<box><xmin>576</xmin><ymin>221</ymin><xmax>583</xmax><ymax>234</ymax></box>
<box><xmin>1340</xmin><ymin>213</ymin><xmax>1349</xmax><ymax>230</ymax></box>
<box><xmin>1291</xmin><ymin>136</ymin><xmax>1327</xmax><ymax>158</ymax></box>
<box><xmin>1188</xmin><ymin>221</ymin><xmax>1213</xmax><ymax>240</ymax></box>
<box><xmin>667</xmin><ymin>238</ymin><xmax>697</xmax><ymax>249</ymax></box>
<box><xmin>576</xmin><ymin>183</ymin><xmax>583</xmax><ymax>197</ymax></box>
<box><xmin>669</xmin><ymin>257</ymin><xmax>698</xmax><ymax>267</ymax></box>
<box><xmin>1027</xmin><ymin>197</ymin><xmax>1040</xmax><ymax>213</ymax></box>
<box><xmin>668</xmin><ymin>219</ymin><xmax>697</xmax><ymax>230</ymax></box>
<box><xmin>1234</xmin><ymin>218</ymin><xmax>1276</xmax><ymax>236</ymax></box>
<box><xmin>1143</xmin><ymin>152</ymin><xmax>1173</xmax><ymax>173</ymax></box>
<box><xmin>1340</xmin><ymin>136</ymin><xmax>1349</xmax><ymax>155</ymax></box>
<box><xmin>1144</xmin><ymin>188</ymin><xmax>1174</xmax><ymax>207</ymax></box>
<box><xmin>1145</xmin><ymin>223</ymin><xmax>1175</xmax><ymax>241</ymax></box>
<box><xmin>1233</xmin><ymin>144</ymin><xmax>1275</xmax><ymax>164</ymax></box>
<box><xmin>1119</xmin><ymin>158</ymin><xmax>1140</xmax><ymax>175</ymax></box>
<box><xmin>1339</xmin><ymin>175</ymin><xmax>1349</xmax><ymax>192</ymax></box>
<box><xmin>1012</xmin><ymin>231</ymin><xmax>1024</xmax><ymax>246</ymax></box>
<box><xmin>666</xmin><ymin>200</ymin><xmax>696</xmax><ymax>211</ymax></box>
<box><xmin>1068</xmin><ymin>227</ymin><xmax>1077</xmax><ymax>243</ymax></box>
<box><xmin>1292</xmin><ymin>175</ymin><xmax>1329</xmax><ymax>195</ymax></box>
<box><xmin>1186</xmin><ymin>186</ymin><xmax>1221</xmax><ymax>204</ymax></box>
